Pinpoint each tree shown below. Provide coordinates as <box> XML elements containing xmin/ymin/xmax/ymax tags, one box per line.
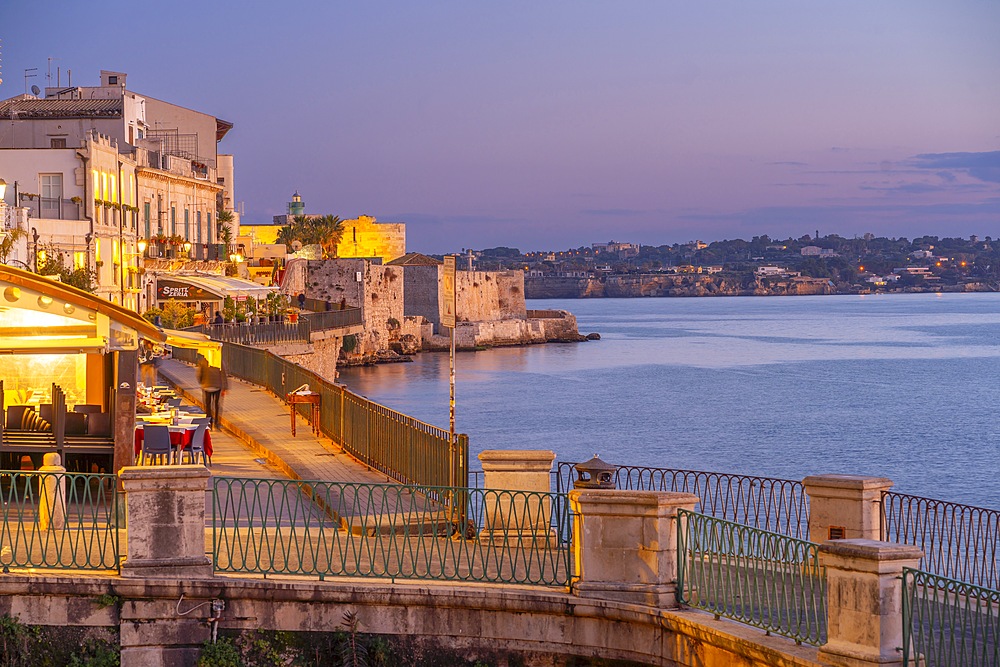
<box><xmin>0</xmin><ymin>227</ymin><xmax>26</xmax><ymax>264</ymax></box>
<box><xmin>276</xmin><ymin>214</ymin><xmax>344</xmax><ymax>259</ymax></box>
<box><xmin>216</xmin><ymin>210</ymin><xmax>234</xmax><ymax>247</ymax></box>
<box><xmin>35</xmin><ymin>243</ymin><xmax>96</xmax><ymax>291</ymax></box>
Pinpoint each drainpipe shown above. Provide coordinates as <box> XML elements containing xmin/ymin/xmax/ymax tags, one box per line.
<box><xmin>77</xmin><ymin>146</ymin><xmax>94</xmax><ymax>273</ymax></box>
<box><xmin>118</xmin><ymin>159</ymin><xmax>125</xmax><ymax>305</ymax></box>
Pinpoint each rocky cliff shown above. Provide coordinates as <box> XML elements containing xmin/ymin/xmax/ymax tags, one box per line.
<box><xmin>525</xmin><ymin>274</ymin><xmax>834</xmax><ymax>298</ymax></box>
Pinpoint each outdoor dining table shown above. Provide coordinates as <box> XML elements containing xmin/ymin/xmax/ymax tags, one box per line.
<box><xmin>133</xmin><ymin>423</ymin><xmax>213</xmax><ymax>458</ymax></box>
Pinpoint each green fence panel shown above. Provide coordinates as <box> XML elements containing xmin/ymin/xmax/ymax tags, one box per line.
<box><xmin>0</xmin><ymin>471</ymin><xmax>119</xmax><ymax>572</ymax></box>
<box><xmin>903</xmin><ymin>567</ymin><xmax>1000</xmax><ymax>666</ymax></box>
<box><xmin>678</xmin><ymin>509</ymin><xmax>826</xmax><ymax>645</ymax></box>
<box><xmin>212</xmin><ymin>476</ymin><xmax>571</xmax><ymax>586</ymax></box>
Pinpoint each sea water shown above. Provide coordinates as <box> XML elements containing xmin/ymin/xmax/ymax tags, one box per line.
<box><xmin>338</xmin><ymin>293</ymin><xmax>1000</xmax><ymax>509</ymax></box>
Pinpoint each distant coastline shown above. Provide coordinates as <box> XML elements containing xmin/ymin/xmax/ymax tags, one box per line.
<box><xmin>524</xmin><ymin>273</ymin><xmax>995</xmax><ymax>299</ymax></box>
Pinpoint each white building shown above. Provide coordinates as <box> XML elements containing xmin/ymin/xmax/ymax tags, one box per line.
<box><xmin>0</xmin><ymin>71</ymin><xmax>238</xmax><ymax>312</ymax></box>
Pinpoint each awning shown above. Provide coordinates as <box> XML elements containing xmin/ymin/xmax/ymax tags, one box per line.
<box><xmin>162</xmin><ymin>328</ymin><xmax>223</xmax><ymax>368</ymax></box>
<box><xmin>0</xmin><ymin>265</ymin><xmax>165</xmax><ymax>354</ymax></box>
<box><xmin>156</xmin><ymin>273</ymin><xmax>277</xmax><ymax>301</ymax></box>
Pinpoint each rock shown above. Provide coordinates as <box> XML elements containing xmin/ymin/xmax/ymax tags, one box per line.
<box><xmin>586</xmin><ymin>332</ymin><xmax>601</xmax><ymax>341</ymax></box>
<box><xmin>397</xmin><ymin>333</ymin><xmax>421</xmax><ymax>355</ymax></box>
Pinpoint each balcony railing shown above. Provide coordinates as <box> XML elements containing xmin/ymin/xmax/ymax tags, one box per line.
<box><xmin>21</xmin><ymin>197</ymin><xmax>82</xmax><ymax>221</ymax></box>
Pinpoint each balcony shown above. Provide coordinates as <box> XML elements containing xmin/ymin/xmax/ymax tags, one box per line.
<box><xmin>20</xmin><ymin>197</ymin><xmax>83</xmax><ymax>221</ymax></box>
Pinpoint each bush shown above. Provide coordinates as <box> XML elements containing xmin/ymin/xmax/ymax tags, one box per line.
<box><xmin>197</xmin><ymin>638</ymin><xmax>240</xmax><ymax>667</ymax></box>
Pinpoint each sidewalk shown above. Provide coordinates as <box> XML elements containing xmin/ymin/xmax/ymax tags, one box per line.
<box><xmin>157</xmin><ymin>358</ymin><xmax>390</xmax><ymax>486</ymax></box>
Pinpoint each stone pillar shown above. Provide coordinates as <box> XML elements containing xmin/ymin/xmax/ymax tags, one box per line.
<box><xmin>818</xmin><ymin>539</ymin><xmax>923</xmax><ymax>667</ymax></box>
<box><xmin>803</xmin><ymin>475</ymin><xmax>893</xmax><ymax>544</ymax></box>
<box><xmin>570</xmin><ymin>489</ymin><xmax>699</xmax><ymax>608</ymax></box>
<box><xmin>478</xmin><ymin>450</ymin><xmax>555</xmax><ymax>545</ymax></box>
<box><xmin>119</xmin><ymin>465</ymin><xmax>213</xmax><ymax>579</ymax></box>
<box><xmin>38</xmin><ymin>453</ymin><xmax>66</xmax><ymax>531</ymax></box>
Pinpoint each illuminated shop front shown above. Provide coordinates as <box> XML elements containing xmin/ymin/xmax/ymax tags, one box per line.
<box><xmin>0</xmin><ymin>265</ymin><xmax>165</xmax><ymax>473</ymax></box>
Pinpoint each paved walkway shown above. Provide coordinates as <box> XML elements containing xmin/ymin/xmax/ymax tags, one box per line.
<box><xmin>157</xmin><ymin>358</ymin><xmax>390</xmax><ymax>486</ymax></box>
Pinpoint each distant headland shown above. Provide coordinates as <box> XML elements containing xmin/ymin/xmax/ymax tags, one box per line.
<box><xmin>447</xmin><ymin>234</ymin><xmax>998</xmax><ymax>298</ymax></box>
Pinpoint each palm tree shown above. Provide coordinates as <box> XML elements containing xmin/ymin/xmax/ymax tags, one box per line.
<box><xmin>216</xmin><ymin>210</ymin><xmax>234</xmax><ymax>248</ymax></box>
<box><xmin>312</xmin><ymin>215</ymin><xmax>344</xmax><ymax>259</ymax></box>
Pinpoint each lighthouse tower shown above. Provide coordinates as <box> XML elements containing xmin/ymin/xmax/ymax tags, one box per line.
<box><xmin>288</xmin><ymin>191</ymin><xmax>305</xmax><ymax>217</ymax></box>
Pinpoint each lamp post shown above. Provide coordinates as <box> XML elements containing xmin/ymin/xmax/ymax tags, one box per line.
<box><xmin>183</xmin><ymin>241</ymin><xmax>191</xmax><ymax>259</ymax></box>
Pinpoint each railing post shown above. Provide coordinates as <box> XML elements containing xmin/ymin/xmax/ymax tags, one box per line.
<box><xmin>119</xmin><ymin>465</ymin><xmax>213</xmax><ymax>579</ymax></box>
<box><xmin>570</xmin><ymin>489</ymin><xmax>698</xmax><ymax>607</ymax></box>
<box><xmin>803</xmin><ymin>474</ymin><xmax>893</xmax><ymax>543</ymax></box>
<box><xmin>478</xmin><ymin>450</ymin><xmax>555</xmax><ymax>545</ymax></box>
<box><xmin>38</xmin><ymin>453</ymin><xmax>66</xmax><ymax>531</ymax></box>
<box><xmin>818</xmin><ymin>540</ymin><xmax>923</xmax><ymax>667</ymax></box>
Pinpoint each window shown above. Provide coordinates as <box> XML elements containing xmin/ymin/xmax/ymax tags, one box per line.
<box><xmin>184</xmin><ymin>208</ymin><xmax>190</xmax><ymax>241</ymax></box>
<box><xmin>171</xmin><ymin>206</ymin><xmax>176</xmax><ymax>235</ymax></box>
<box><xmin>40</xmin><ymin>174</ymin><xmax>62</xmax><ymax>217</ymax></box>
<box><xmin>207</xmin><ymin>212</ymin><xmax>212</xmax><ymax>242</ymax></box>
<box><xmin>196</xmin><ymin>211</ymin><xmax>203</xmax><ymax>245</ymax></box>
<box><xmin>144</xmin><ymin>202</ymin><xmax>151</xmax><ymax>238</ymax></box>
<box><xmin>50</xmin><ymin>138</ymin><xmax>66</xmax><ymax>149</ymax></box>
<box><xmin>108</xmin><ymin>76</ymin><xmax>118</xmax><ymax>85</ymax></box>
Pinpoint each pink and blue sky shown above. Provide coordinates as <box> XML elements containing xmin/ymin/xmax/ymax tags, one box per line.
<box><xmin>2</xmin><ymin>1</ymin><xmax>998</xmax><ymax>253</ymax></box>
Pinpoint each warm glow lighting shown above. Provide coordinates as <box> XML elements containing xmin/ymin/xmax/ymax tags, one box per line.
<box><xmin>183</xmin><ymin>242</ymin><xmax>192</xmax><ymax>253</ymax></box>
<box><xmin>0</xmin><ymin>178</ymin><xmax>7</xmax><ymax>200</ymax></box>
<box><xmin>137</xmin><ymin>239</ymin><xmax>147</xmax><ymax>254</ymax></box>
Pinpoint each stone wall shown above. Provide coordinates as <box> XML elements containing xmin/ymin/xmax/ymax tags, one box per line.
<box><xmin>335</xmin><ymin>215</ymin><xmax>406</xmax><ymax>264</ymax></box>
<box><xmin>403</xmin><ymin>264</ymin><xmax>442</xmax><ymax>328</ymax></box>
<box><xmin>424</xmin><ymin>310</ymin><xmax>582</xmax><ymax>350</ymax></box>
<box><xmin>304</xmin><ymin>259</ymin><xmax>404</xmax><ymax>359</ymax></box>
<box><xmin>0</xmin><ymin>575</ymin><xmax>822</xmax><ymax>667</ymax></box>
<box><xmin>456</xmin><ymin>270</ymin><xmax>526</xmax><ymax>323</ymax></box>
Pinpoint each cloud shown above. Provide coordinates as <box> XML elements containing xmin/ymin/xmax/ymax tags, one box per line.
<box><xmin>580</xmin><ymin>208</ymin><xmax>646</xmax><ymax>217</ymax></box>
<box><xmin>910</xmin><ymin>151</ymin><xmax>1000</xmax><ymax>183</ymax></box>
<box><xmin>859</xmin><ymin>182</ymin><xmax>990</xmax><ymax>195</ymax></box>
<box><xmin>768</xmin><ymin>161</ymin><xmax>808</xmax><ymax>167</ymax></box>
<box><xmin>770</xmin><ymin>182</ymin><xmax>831</xmax><ymax>188</ymax></box>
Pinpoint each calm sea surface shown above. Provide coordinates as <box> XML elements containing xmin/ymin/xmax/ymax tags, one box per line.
<box><xmin>339</xmin><ymin>293</ymin><xmax>1000</xmax><ymax>509</ymax></box>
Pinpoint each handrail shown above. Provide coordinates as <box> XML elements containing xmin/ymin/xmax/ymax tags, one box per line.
<box><xmin>882</xmin><ymin>491</ymin><xmax>1000</xmax><ymax>589</ymax></box>
<box><xmin>902</xmin><ymin>567</ymin><xmax>1000</xmax><ymax>666</ymax></box>
<box><xmin>677</xmin><ymin>509</ymin><xmax>826</xmax><ymax>646</ymax></box>
<box><xmin>212</xmin><ymin>476</ymin><xmax>570</xmax><ymax>585</ymax></box>
<box><xmin>557</xmin><ymin>462</ymin><xmax>809</xmax><ymax>538</ymax></box>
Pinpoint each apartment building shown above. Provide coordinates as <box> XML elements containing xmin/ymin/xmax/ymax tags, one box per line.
<box><xmin>0</xmin><ymin>71</ymin><xmax>237</xmax><ymax>311</ymax></box>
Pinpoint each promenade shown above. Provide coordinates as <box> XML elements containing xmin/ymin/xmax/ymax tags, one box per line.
<box><xmin>156</xmin><ymin>358</ymin><xmax>389</xmax><ymax>486</ymax></box>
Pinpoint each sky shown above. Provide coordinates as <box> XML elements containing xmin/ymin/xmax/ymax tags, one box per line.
<box><xmin>1</xmin><ymin>1</ymin><xmax>998</xmax><ymax>253</ymax></box>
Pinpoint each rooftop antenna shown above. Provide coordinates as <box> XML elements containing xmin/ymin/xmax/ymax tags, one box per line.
<box><xmin>46</xmin><ymin>57</ymin><xmax>60</xmax><ymax>86</ymax></box>
<box><xmin>23</xmin><ymin>67</ymin><xmax>37</xmax><ymax>95</ymax></box>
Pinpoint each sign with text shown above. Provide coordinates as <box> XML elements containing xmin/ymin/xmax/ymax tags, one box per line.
<box><xmin>156</xmin><ymin>279</ymin><xmax>219</xmax><ymax>301</ymax></box>
<box><xmin>442</xmin><ymin>256</ymin><xmax>456</xmax><ymax>329</ymax></box>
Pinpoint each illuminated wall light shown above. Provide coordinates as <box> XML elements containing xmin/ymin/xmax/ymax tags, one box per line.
<box><xmin>88</xmin><ymin>313</ymin><xmax>97</xmax><ymax>321</ymax></box>
<box><xmin>63</xmin><ymin>303</ymin><xmax>76</xmax><ymax>315</ymax></box>
<box><xmin>37</xmin><ymin>295</ymin><xmax>54</xmax><ymax>309</ymax></box>
<box><xmin>4</xmin><ymin>287</ymin><xmax>21</xmax><ymax>302</ymax></box>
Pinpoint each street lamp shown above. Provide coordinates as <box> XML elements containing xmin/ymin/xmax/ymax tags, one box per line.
<box><xmin>137</xmin><ymin>239</ymin><xmax>147</xmax><ymax>256</ymax></box>
<box><xmin>0</xmin><ymin>178</ymin><xmax>7</xmax><ymax>201</ymax></box>
<box><xmin>183</xmin><ymin>241</ymin><xmax>191</xmax><ymax>255</ymax></box>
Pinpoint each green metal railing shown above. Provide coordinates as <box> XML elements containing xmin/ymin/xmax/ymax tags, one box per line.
<box><xmin>212</xmin><ymin>476</ymin><xmax>571</xmax><ymax>586</ymax></box>
<box><xmin>173</xmin><ymin>340</ymin><xmax>468</xmax><ymax>490</ymax></box>
<box><xmin>678</xmin><ymin>509</ymin><xmax>826</xmax><ymax>645</ymax></box>
<box><xmin>0</xmin><ymin>472</ymin><xmax>119</xmax><ymax>572</ymax></box>
<box><xmin>903</xmin><ymin>568</ymin><xmax>1000</xmax><ymax>666</ymax></box>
